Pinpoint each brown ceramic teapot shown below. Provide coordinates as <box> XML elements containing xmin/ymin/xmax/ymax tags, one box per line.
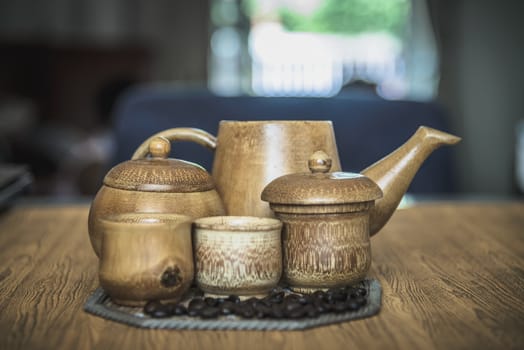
<box><xmin>88</xmin><ymin>136</ymin><xmax>225</xmax><ymax>257</ymax></box>
<box><xmin>132</xmin><ymin>122</ymin><xmax>461</xmax><ymax>236</ymax></box>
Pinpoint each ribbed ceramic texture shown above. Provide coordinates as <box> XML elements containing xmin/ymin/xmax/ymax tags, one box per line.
<box><xmin>279</xmin><ymin>212</ymin><xmax>371</xmax><ymax>292</ymax></box>
<box><xmin>194</xmin><ymin>228</ymin><xmax>282</xmax><ymax>295</ymax></box>
<box><xmin>84</xmin><ymin>278</ymin><xmax>381</xmax><ymax>330</ymax></box>
<box><xmin>104</xmin><ymin>158</ymin><xmax>214</xmax><ymax>192</ymax></box>
<box><xmin>261</xmin><ymin>172</ymin><xmax>382</xmax><ymax>205</ymax></box>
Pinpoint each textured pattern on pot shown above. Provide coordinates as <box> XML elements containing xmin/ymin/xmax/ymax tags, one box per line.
<box><xmin>193</xmin><ymin>216</ymin><xmax>282</xmax><ymax>296</ymax></box>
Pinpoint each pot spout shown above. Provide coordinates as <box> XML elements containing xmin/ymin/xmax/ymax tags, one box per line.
<box><xmin>362</xmin><ymin>126</ymin><xmax>461</xmax><ymax>236</ymax></box>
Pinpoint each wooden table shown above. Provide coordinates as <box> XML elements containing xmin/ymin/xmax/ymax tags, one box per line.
<box><xmin>0</xmin><ymin>201</ymin><xmax>523</xmax><ymax>349</ymax></box>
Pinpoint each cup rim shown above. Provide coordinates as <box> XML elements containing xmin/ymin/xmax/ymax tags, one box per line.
<box><xmin>193</xmin><ymin>216</ymin><xmax>282</xmax><ymax>232</ymax></box>
<box><xmin>99</xmin><ymin>213</ymin><xmax>192</xmax><ymax>226</ymax></box>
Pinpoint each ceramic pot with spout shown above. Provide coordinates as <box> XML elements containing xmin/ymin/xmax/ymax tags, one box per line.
<box><xmin>88</xmin><ymin>136</ymin><xmax>225</xmax><ymax>257</ymax></box>
<box><xmin>132</xmin><ymin>122</ymin><xmax>460</xmax><ymax>235</ymax></box>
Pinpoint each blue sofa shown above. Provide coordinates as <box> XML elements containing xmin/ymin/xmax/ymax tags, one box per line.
<box><xmin>112</xmin><ymin>85</ymin><xmax>458</xmax><ymax>193</ymax></box>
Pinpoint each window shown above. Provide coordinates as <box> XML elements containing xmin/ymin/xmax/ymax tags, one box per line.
<box><xmin>209</xmin><ymin>0</ymin><xmax>438</xmax><ymax>100</ymax></box>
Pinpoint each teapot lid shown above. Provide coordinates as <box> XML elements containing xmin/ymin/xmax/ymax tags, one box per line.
<box><xmin>261</xmin><ymin>151</ymin><xmax>382</xmax><ymax>205</ymax></box>
<box><xmin>103</xmin><ymin>137</ymin><xmax>215</xmax><ymax>193</ymax></box>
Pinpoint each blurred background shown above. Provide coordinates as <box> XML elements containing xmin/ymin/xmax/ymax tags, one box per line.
<box><xmin>0</xmin><ymin>0</ymin><xmax>523</xmax><ymax>199</ymax></box>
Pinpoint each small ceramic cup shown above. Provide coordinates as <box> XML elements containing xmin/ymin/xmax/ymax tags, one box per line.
<box><xmin>193</xmin><ymin>216</ymin><xmax>282</xmax><ymax>296</ymax></box>
<box><xmin>98</xmin><ymin>213</ymin><xmax>194</xmax><ymax>306</ymax></box>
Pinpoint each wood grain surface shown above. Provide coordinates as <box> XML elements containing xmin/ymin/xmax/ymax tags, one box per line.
<box><xmin>0</xmin><ymin>201</ymin><xmax>523</xmax><ymax>350</ymax></box>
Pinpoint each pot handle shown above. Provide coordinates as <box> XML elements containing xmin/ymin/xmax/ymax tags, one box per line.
<box><xmin>131</xmin><ymin>128</ymin><xmax>217</xmax><ymax>160</ymax></box>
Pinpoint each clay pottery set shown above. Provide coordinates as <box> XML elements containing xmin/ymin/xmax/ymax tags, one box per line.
<box><xmin>98</xmin><ymin>213</ymin><xmax>194</xmax><ymax>306</ymax></box>
<box><xmin>89</xmin><ymin>120</ymin><xmax>461</xmax><ymax>302</ymax></box>
<box><xmin>88</xmin><ymin>136</ymin><xmax>225</xmax><ymax>256</ymax></box>
<box><xmin>193</xmin><ymin>216</ymin><xmax>282</xmax><ymax>296</ymax></box>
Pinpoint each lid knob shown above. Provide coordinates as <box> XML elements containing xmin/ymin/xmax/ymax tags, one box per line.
<box><xmin>308</xmin><ymin>150</ymin><xmax>332</xmax><ymax>173</ymax></box>
<box><xmin>149</xmin><ymin>136</ymin><xmax>171</xmax><ymax>159</ymax></box>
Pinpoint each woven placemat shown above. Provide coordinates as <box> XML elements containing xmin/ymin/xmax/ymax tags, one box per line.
<box><xmin>83</xmin><ymin>278</ymin><xmax>381</xmax><ymax>331</ymax></box>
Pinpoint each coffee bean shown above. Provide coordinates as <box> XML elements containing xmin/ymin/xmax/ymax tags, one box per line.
<box><xmin>333</xmin><ymin>301</ymin><xmax>348</xmax><ymax>313</ymax></box>
<box><xmin>205</xmin><ymin>297</ymin><xmax>218</xmax><ymax>306</ymax></box>
<box><xmin>284</xmin><ymin>294</ymin><xmax>300</xmax><ymax>302</ymax></box>
<box><xmin>264</xmin><ymin>296</ymin><xmax>280</xmax><ymax>305</ymax></box>
<box><xmin>172</xmin><ymin>304</ymin><xmax>187</xmax><ymax>316</ymax></box>
<box><xmin>227</xmin><ymin>295</ymin><xmax>240</xmax><ymax>303</ymax></box>
<box><xmin>254</xmin><ymin>305</ymin><xmax>271</xmax><ymax>318</ymax></box>
<box><xmin>266</xmin><ymin>291</ymin><xmax>285</xmax><ymax>304</ymax></box>
<box><xmin>313</xmin><ymin>300</ymin><xmax>329</xmax><ymax>314</ymax></box>
<box><xmin>336</xmin><ymin>291</ymin><xmax>349</xmax><ymax>302</ymax></box>
<box><xmin>303</xmin><ymin>304</ymin><xmax>318</xmax><ymax>318</ymax></box>
<box><xmin>321</xmin><ymin>301</ymin><xmax>334</xmax><ymax>312</ymax></box>
<box><xmin>240</xmin><ymin>307</ymin><xmax>255</xmax><ymax>318</ymax></box>
<box><xmin>253</xmin><ymin>303</ymin><xmax>271</xmax><ymax>318</ymax></box>
<box><xmin>258</xmin><ymin>298</ymin><xmax>273</xmax><ymax>307</ymax></box>
<box><xmin>312</xmin><ymin>290</ymin><xmax>326</xmax><ymax>300</ymax></box>
<box><xmin>200</xmin><ymin>306</ymin><xmax>220</xmax><ymax>319</ymax></box>
<box><xmin>354</xmin><ymin>296</ymin><xmax>367</xmax><ymax>307</ymax></box>
<box><xmin>143</xmin><ymin>300</ymin><xmax>162</xmax><ymax>315</ymax></box>
<box><xmin>220</xmin><ymin>301</ymin><xmax>236</xmax><ymax>315</ymax></box>
<box><xmin>326</xmin><ymin>289</ymin><xmax>346</xmax><ymax>302</ymax></box>
<box><xmin>286</xmin><ymin>307</ymin><xmax>306</xmax><ymax>319</ymax></box>
<box><xmin>297</xmin><ymin>295</ymin><xmax>311</xmax><ymax>305</ymax></box>
<box><xmin>188</xmin><ymin>298</ymin><xmax>206</xmax><ymax>312</ymax></box>
<box><xmin>187</xmin><ymin>308</ymin><xmax>200</xmax><ymax>317</ymax></box>
<box><xmin>164</xmin><ymin>302</ymin><xmax>176</xmax><ymax>314</ymax></box>
<box><xmin>349</xmin><ymin>287</ymin><xmax>367</xmax><ymax>298</ymax></box>
<box><xmin>346</xmin><ymin>300</ymin><xmax>360</xmax><ymax>311</ymax></box>
<box><xmin>150</xmin><ymin>304</ymin><xmax>171</xmax><ymax>318</ymax></box>
<box><xmin>244</xmin><ymin>297</ymin><xmax>259</xmax><ymax>305</ymax></box>
<box><xmin>283</xmin><ymin>301</ymin><xmax>302</xmax><ymax>313</ymax></box>
<box><xmin>251</xmin><ymin>300</ymin><xmax>264</xmax><ymax>309</ymax></box>
<box><xmin>324</xmin><ymin>294</ymin><xmax>336</xmax><ymax>304</ymax></box>
<box><xmin>270</xmin><ymin>304</ymin><xmax>285</xmax><ymax>318</ymax></box>
<box><xmin>233</xmin><ymin>302</ymin><xmax>254</xmax><ymax>317</ymax></box>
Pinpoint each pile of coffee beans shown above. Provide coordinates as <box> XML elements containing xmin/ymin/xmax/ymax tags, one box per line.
<box><xmin>143</xmin><ymin>285</ymin><xmax>368</xmax><ymax>320</ymax></box>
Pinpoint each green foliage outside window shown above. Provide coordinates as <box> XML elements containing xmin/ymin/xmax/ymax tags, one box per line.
<box><xmin>278</xmin><ymin>0</ymin><xmax>409</xmax><ymax>38</ymax></box>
